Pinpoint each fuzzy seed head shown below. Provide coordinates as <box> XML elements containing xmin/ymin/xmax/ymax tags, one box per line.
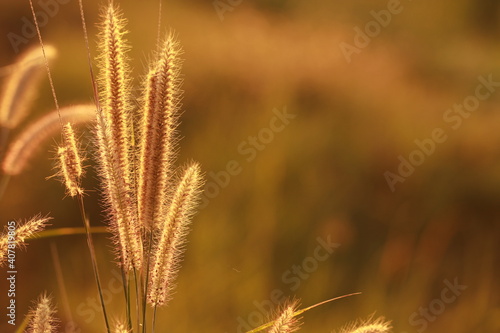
<box><xmin>97</xmin><ymin>2</ymin><xmax>134</xmax><ymax>176</ymax></box>
<box><xmin>340</xmin><ymin>316</ymin><xmax>392</xmax><ymax>333</ymax></box>
<box><xmin>147</xmin><ymin>162</ymin><xmax>204</xmax><ymax>306</ymax></box>
<box><xmin>138</xmin><ymin>32</ymin><xmax>182</xmax><ymax>230</ymax></box>
<box><xmin>27</xmin><ymin>294</ymin><xmax>57</xmax><ymax>333</ymax></box>
<box><xmin>95</xmin><ymin>2</ymin><xmax>142</xmax><ymax>271</ymax></box>
<box><xmin>268</xmin><ymin>300</ymin><xmax>301</xmax><ymax>333</ymax></box>
<box><xmin>56</xmin><ymin>123</ymin><xmax>84</xmax><ymax>197</ymax></box>
<box><xmin>0</xmin><ymin>215</ymin><xmax>51</xmax><ymax>267</ymax></box>
<box><xmin>2</xmin><ymin>104</ymin><xmax>95</xmax><ymax>176</ymax></box>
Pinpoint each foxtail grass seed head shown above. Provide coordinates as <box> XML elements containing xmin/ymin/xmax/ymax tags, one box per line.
<box><xmin>113</xmin><ymin>323</ymin><xmax>129</xmax><ymax>333</ymax></box>
<box><xmin>2</xmin><ymin>104</ymin><xmax>95</xmax><ymax>176</ymax></box>
<box><xmin>0</xmin><ymin>46</ymin><xmax>57</xmax><ymax>129</ymax></box>
<box><xmin>95</xmin><ymin>2</ymin><xmax>142</xmax><ymax>271</ymax></box>
<box><xmin>56</xmin><ymin>123</ymin><xmax>84</xmax><ymax>197</ymax></box>
<box><xmin>268</xmin><ymin>299</ymin><xmax>302</xmax><ymax>333</ymax></box>
<box><xmin>27</xmin><ymin>294</ymin><xmax>57</xmax><ymax>333</ymax></box>
<box><xmin>340</xmin><ymin>316</ymin><xmax>392</xmax><ymax>333</ymax></box>
<box><xmin>94</xmin><ymin>113</ymin><xmax>138</xmax><ymax>271</ymax></box>
<box><xmin>97</xmin><ymin>2</ymin><xmax>134</xmax><ymax>179</ymax></box>
<box><xmin>147</xmin><ymin>162</ymin><xmax>204</xmax><ymax>307</ymax></box>
<box><xmin>138</xmin><ymin>32</ymin><xmax>182</xmax><ymax>230</ymax></box>
<box><xmin>0</xmin><ymin>215</ymin><xmax>51</xmax><ymax>267</ymax></box>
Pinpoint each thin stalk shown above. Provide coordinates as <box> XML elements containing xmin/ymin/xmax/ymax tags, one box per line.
<box><xmin>152</xmin><ymin>305</ymin><xmax>158</xmax><ymax>333</ymax></box>
<box><xmin>77</xmin><ymin>0</ymin><xmax>101</xmax><ymax>112</ymax></box>
<box><xmin>50</xmin><ymin>243</ymin><xmax>74</xmax><ymax>325</ymax></box>
<box><xmin>77</xmin><ymin>194</ymin><xmax>111</xmax><ymax>333</ymax></box>
<box><xmin>142</xmin><ymin>230</ymin><xmax>154</xmax><ymax>333</ymax></box>
<box><xmin>27</xmin><ymin>0</ymin><xmax>62</xmax><ymax>125</ymax></box>
<box><xmin>133</xmin><ymin>268</ymin><xmax>142</xmax><ymax>332</ymax></box>
<box><xmin>121</xmin><ymin>268</ymin><xmax>133</xmax><ymax>331</ymax></box>
<box><xmin>139</xmin><ymin>271</ymin><xmax>146</xmax><ymax>333</ymax></box>
<box><xmin>32</xmin><ymin>226</ymin><xmax>108</xmax><ymax>240</ymax></box>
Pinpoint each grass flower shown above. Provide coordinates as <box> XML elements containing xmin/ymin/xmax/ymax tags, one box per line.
<box><xmin>1</xmin><ymin>105</ymin><xmax>94</xmax><ymax>176</ymax></box>
<box><xmin>0</xmin><ymin>215</ymin><xmax>51</xmax><ymax>267</ymax></box>
<box><xmin>339</xmin><ymin>316</ymin><xmax>392</xmax><ymax>333</ymax></box>
<box><xmin>147</xmin><ymin>162</ymin><xmax>203</xmax><ymax>307</ymax></box>
<box><xmin>26</xmin><ymin>294</ymin><xmax>57</xmax><ymax>333</ymax></box>
<box><xmin>268</xmin><ymin>299</ymin><xmax>302</xmax><ymax>333</ymax></box>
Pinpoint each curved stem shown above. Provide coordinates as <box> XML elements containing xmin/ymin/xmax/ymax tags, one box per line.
<box><xmin>245</xmin><ymin>292</ymin><xmax>363</xmax><ymax>333</ymax></box>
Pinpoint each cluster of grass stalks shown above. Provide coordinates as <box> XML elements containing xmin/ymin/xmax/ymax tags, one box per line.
<box><xmin>0</xmin><ymin>1</ymin><xmax>396</xmax><ymax>332</ymax></box>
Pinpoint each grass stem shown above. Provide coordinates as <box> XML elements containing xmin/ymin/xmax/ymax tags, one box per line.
<box><xmin>142</xmin><ymin>230</ymin><xmax>154</xmax><ymax>333</ymax></box>
<box><xmin>133</xmin><ymin>268</ymin><xmax>142</xmax><ymax>332</ymax></box>
<box><xmin>120</xmin><ymin>269</ymin><xmax>133</xmax><ymax>330</ymax></box>
<box><xmin>77</xmin><ymin>194</ymin><xmax>111</xmax><ymax>333</ymax></box>
<box><xmin>152</xmin><ymin>305</ymin><xmax>158</xmax><ymax>333</ymax></box>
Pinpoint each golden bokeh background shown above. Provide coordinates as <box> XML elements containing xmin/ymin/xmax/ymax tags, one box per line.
<box><xmin>0</xmin><ymin>0</ymin><xmax>499</xmax><ymax>332</ymax></box>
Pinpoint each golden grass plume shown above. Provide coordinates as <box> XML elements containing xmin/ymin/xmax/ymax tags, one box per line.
<box><xmin>26</xmin><ymin>294</ymin><xmax>57</xmax><ymax>333</ymax></box>
<box><xmin>339</xmin><ymin>315</ymin><xmax>392</xmax><ymax>333</ymax></box>
<box><xmin>0</xmin><ymin>46</ymin><xmax>56</xmax><ymax>129</ymax></box>
<box><xmin>268</xmin><ymin>299</ymin><xmax>302</xmax><ymax>333</ymax></box>
<box><xmin>1</xmin><ymin>104</ymin><xmax>95</xmax><ymax>176</ymax></box>
<box><xmin>0</xmin><ymin>215</ymin><xmax>51</xmax><ymax>267</ymax></box>
<box><xmin>147</xmin><ymin>162</ymin><xmax>204</xmax><ymax>307</ymax></box>
<box><xmin>56</xmin><ymin>123</ymin><xmax>84</xmax><ymax>197</ymax></box>
<box><xmin>94</xmin><ymin>2</ymin><xmax>142</xmax><ymax>271</ymax></box>
<box><xmin>138</xmin><ymin>32</ymin><xmax>182</xmax><ymax>230</ymax></box>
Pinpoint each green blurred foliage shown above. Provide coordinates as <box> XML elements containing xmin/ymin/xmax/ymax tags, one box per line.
<box><xmin>0</xmin><ymin>0</ymin><xmax>499</xmax><ymax>332</ymax></box>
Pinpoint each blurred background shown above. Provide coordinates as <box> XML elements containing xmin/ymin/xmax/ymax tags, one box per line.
<box><xmin>0</xmin><ymin>0</ymin><xmax>499</xmax><ymax>332</ymax></box>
